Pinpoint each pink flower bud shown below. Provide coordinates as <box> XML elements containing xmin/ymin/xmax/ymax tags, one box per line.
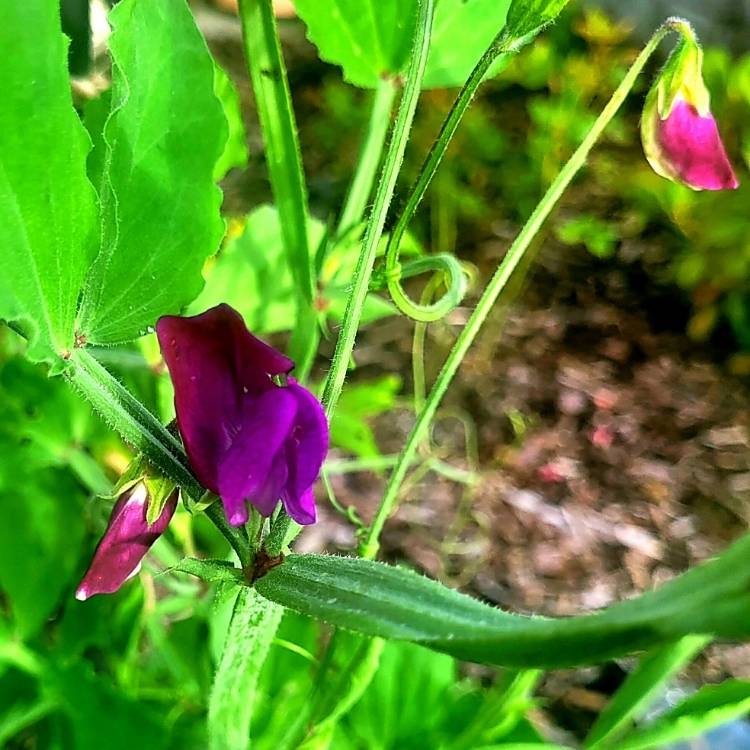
<box><xmin>76</xmin><ymin>483</ymin><xmax>177</xmax><ymax>600</ymax></box>
<box><xmin>641</xmin><ymin>32</ymin><xmax>738</xmax><ymax>191</ymax></box>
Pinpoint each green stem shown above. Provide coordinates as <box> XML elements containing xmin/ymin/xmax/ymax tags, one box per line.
<box><xmin>360</xmin><ymin>23</ymin><xmax>673</xmax><ymax>560</ymax></box>
<box><xmin>264</xmin><ymin>0</ymin><xmax>434</xmax><ymax>552</ymax></box>
<box><xmin>237</xmin><ymin>0</ymin><xmax>317</xmax><ymax>375</ymax></box>
<box><xmin>65</xmin><ymin>349</ymin><xmax>251</xmax><ymax>565</ymax></box>
<box><xmin>320</xmin><ymin>0</ymin><xmax>435</xmax><ymax>420</ymax></box>
<box><xmin>336</xmin><ymin>78</ymin><xmax>398</xmax><ymax>238</ymax></box>
<box><xmin>206</xmin><ymin>502</ymin><xmax>252</xmax><ymax>567</ymax></box>
<box><xmin>382</xmin><ymin>25</ymin><xmax>508</xmax><ymax>322</ymax></box>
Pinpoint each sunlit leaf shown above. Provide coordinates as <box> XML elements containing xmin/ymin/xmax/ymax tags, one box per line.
<box><xmin>424</xmin><ymin>0</ymin><xmax>511</xmax><ymax>88</ymax></box>
<box><xmin>292</xmin><ymin>0</ymin><xmax>418</xmax><ymax>88</ymax></box>
<box><xmin>78</xmin><ymin>0</ymin><xmax>226</xmax><ymax>344</ymax></box>
<box><xmin>0</xmin><ymin>1</ymin><xmax>98</xmax><ymax>369</ymax></box>
<box><xmin>294</xmin><ymin>0</ymin><xmax>512</xmax><ymax>89</ymax></box>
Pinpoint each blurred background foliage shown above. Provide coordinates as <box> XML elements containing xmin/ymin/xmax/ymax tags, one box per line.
<box><xmin>3</xmin><ymin>0</ymin><xmax>750</xmax><ymax>747</ymax></box>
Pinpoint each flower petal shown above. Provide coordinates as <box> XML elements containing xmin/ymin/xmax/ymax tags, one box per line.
<box><xmin>157</xmin><ymin>304</ymin><xmax>294</xmax><ymax>491</ymax></box>
<box><xmin>282</xmin><ymin>486</ymin><xmax>317</xmax><ymax>526</ymax></box>
<box><xmin>253</xmin><ymin>452</ymin><xmax>290</xmax><ymax>518</ymax></box>
<box><xmin>75</xmin><ymin>484</ymin><xmax>177</xmax><ymax>600</ymax></box>
<box><xmin>652</xmin><ymin>98</ymin><xmax>739</xmax><ymax>191</ymax></box>
<box><xmin>279</xmin><ymin>379</ymin><xmax>328</xmax><ymax>525</ymax></box>
<box><xmin>217</xmin><ymin>387</ymin><xmax>297</xmax><ymax>525</ymax></box>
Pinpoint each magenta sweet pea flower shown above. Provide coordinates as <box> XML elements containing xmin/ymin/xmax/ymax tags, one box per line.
<box><xmin>156</xmin><ymin>304</ymin><xmax>328</xmax><ymax>527</ymax></box>
<box><xmin>76</xmin><ymin>483</ymin><xmax>177</xmax><ymax>600</ymax></box>
<box><xmin>641</xmin><ymin>30</ymin><xmax>738</xmax><ymax>191</ymax></box>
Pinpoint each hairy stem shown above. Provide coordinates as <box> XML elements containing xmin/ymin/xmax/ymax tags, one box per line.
<box><xmin>237</xmin><ymin>0</ymin><xmax>317</xmax><ymax>375</ymax></box>
<box><xmin>360</xmin><ymin>22</ymin><xmax>674</xmax><ymax>560</ymax></box>
<box><xmin>65</xmin><ymin>349</ymin><xmax>251</xmax><ymax>564</ymax></box>
<box><xmin>336</xmin><ymin>78</ymin><xmax>398</xmax><ymax>238</ymax></box>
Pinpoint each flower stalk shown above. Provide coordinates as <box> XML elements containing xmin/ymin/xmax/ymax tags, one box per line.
<box><xmin>359</xmin><ymin>18</ymin><xmax>692</xmax><ymax>560</ymax></box>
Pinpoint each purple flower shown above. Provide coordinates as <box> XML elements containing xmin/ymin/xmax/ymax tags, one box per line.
<box><xmin>156</xmin><ymin>304</ymin><xmax>328</xmax><ymax>526</ymax></box>
<box><xmin>76</xmin><ymin>483</ymin><xmax>177</xmax><ymax>600</ymax></box>
<box><xmin>641</xmin><ymin>31</ymin><xmax>738</xmax><ymax>191</ymax></box>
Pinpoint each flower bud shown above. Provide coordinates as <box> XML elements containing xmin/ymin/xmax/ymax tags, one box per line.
<box><xmin>75</xmin><ymin>482</ymin><xmax>177</xmax><ymax>600</ymax></box>
<box><xmin>641</xmin><ymin>29</ymin><xmax>738</xmax><ymax>191</ymax></box>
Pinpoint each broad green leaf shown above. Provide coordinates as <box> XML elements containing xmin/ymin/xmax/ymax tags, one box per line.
<box><xmin>256</xmin><ymin>535</ymin><xmax>750</xmax><ymax>669</ymax></box>
<box><xmin>584</xmin><ymin>635</ymin><xmax>710</xmax><ymax>748</ymax></box>
<box><xmin>78</xmin><ymin>0</ymin><xmax>226</xmax><ymax>344</ymax></box>
<box><xmin>189</xmin><ymin>205</ymin><xmax>313</xmax><ymax>333</ymax></box>
<box><xmin>213</xmin><ymin>63</ymin><xmax>249</xmax><ymax>181</ymax></box>
<box><xmin>0</xmin><ymin>1</ymin><xmax>97</xmax><ymax>368</ymax></box>
<box><xmin>0</xmin><ymin>470</ymin><xmax>85</xmax><ymax>638</ymax></box>
<box><xmin>209</xmin><ymin>587</ymin><xmax>283</xmax><ymax>750</ymax></box>
<box><xmin>294</xmin><ymin>0</ymin><xmax>512</xmax><ymax>89</ymax></box>
<box><xmin>424</xmin><ymin>0</ymin><xmax>511</xmax><ymax>88</ymax></box>
<box><xmin>613</xmin><ymin>680</ymin><xmax>750</xmax><ymax>750</ymax></box>
<box><xmin>191</xmin><ymin>205</ymin><xmax>389</xmax><ymax>334</ymax></box>
<box><xmin>293</xmin><ymin>0</ymin><xmax>418</xmax><ymax>88</ymax></box>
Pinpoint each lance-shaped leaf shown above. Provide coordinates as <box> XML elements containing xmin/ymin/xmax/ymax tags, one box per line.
<box><xmin>256</xmin><ymin>532</ymin><xmax>750</xmax><ymax>669</ymax></box>
<box><xmin>78</xmin><ymin>0</ymin><xmax>226</xmax><ymax>344</ymax></box>
<box><xmin>0</xmin><ymin>1</ymin><xmax>97</xmax><ymax>369</ymax></box>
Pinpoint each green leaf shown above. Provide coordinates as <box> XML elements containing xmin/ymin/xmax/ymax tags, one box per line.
<box><xmin>330</xmin><ymin>376</ymin><xmax>401</xmax><ymax>459</ymax></box>
<box><xmin>556</xmin><ymin>215</ymin><xmax>618</xmax><ymax>259</ymax></box>
<box><xmin>78</xmin><ymin>0</ymin><xmax>226</xmax><ymax>344</ymax></box>
<box><xmin>48</xmin><ymin>661</ymin><xmax>166</xmax><ymax>750</ymax></box>
<box><xmin>293</xmin><ymin>0</ymin><xmax>418</xmax><ymax>88</ymax></box>
<box><xmin>213</xmin><ymin>63</ymin><xmax>249</xmax><ymax>181</ymax></box>
<box><xmin>294</xmin><ymin>0</ymin><xmax>513</xmax><ymax>89</ymax></box>
<box><xmin>256</xmin><ymin>536</ymin><xmax>750</xmax><ymax>669</ymax></box>
<box><xmin>503</xmin><ymin>0</ymin><xmax>571</xmax><ymax>46</ymax></box>
<box><xmin>175</xmin><ymin>557</ymin><xmax>245</xmax><ymax>586</ymax></box>
<box><xmin>208</xmin><ymin>587</ymin><xmax>283</xmax><ymax>750</ymax></box>
<box><xmin>0</xmin><ymin>0</ymin><xmax>97</xmax><ymax>368</ymax></box>
<box><xmin>613</xmin><ymin>680</ymin><xmax>750</xmax><ymax>750</ymax></box>
<box><xmin>189</xmin><ymin>205</ymin><xmax>317</xmax><ymax>333</ymax></box>
<box><xmin>0</xmin><ymin>471</ymin><xmax>85</xmax><ymax>638</ymax></box>
<box><xmin>584</xmin><ymin>635</ymin><xmax>710</xmax><ymax>748</ymax></box>
<box><xmin>424</xmin><ymin>0</ymin><xmax>512</xmax><ymax>88</ymax></box>
<box><xmin>306</xmin><ymin>634</ymin><xmax>384</xmax><ymax>745</ymax></box>
<box><xmin>340</xmin><ymin>640</ymin><xmax>455</xmax><ymax>750</ymax></box>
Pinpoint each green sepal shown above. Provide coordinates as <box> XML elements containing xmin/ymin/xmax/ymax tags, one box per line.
<box><xmin>655</xmin><ymin>31</ymin><xmax>710</xmax><ymax>118</ymax></box>
<box><xmin>144</xmin><ymin>473</ymin><xmax>177</xmax><ymax>526</ymax></box>
<box><xmin>103</xmin><ymin>454</ymin><xmax>148</xmax><ymax>500</ymax></box>
<box><xmin>103</xmin><ymin>452</ymin><xmax>177</xmax><ymax>526</ymax></box>
<box><xmin>182</xmin><ymin>490</ymin><xmax>219</xmax><ymax>516</ymax></box>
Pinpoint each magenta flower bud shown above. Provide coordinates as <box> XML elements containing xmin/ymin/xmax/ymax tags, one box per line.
<box><xmin>156</xmin><ymin>304</ymin><xmax>328</xmax><ymax>527</ymax></box>
<box><xmin>641</xmin><ymin>30</ymin><xmax>738</xmax><ymax>192</ymax></box>
<box><xmin>76</xmin><ymin>483</ymin><xmax>177</xmax><ymax>601</ymax></box>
